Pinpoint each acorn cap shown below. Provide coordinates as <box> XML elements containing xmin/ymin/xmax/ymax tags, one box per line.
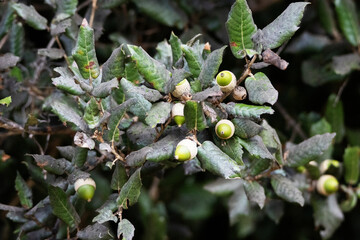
<box><xmin>232</xmin><ymin>86</ymin><xmax>247</xmax><ymax>101</ymax></box>
<box><xmin>215</xmin><ymin>119</ymin><xmax>235</xmax><ymax>139</ymax></box>
<box><xmin>177</xmin><ymin>139</ymin><xmax>198</xmax><ymax>160</ymax></box>
<box><xmin>216</xmin><ymin>71</ymin><xmax>236</xmax><ymax>93</ymax></box>
<box><xmin>172</xmin><ymin>79</ymin><xmax>191</xmax><ymax>98</ymax></box>
<box><xmin>319</xmin><ymin>159</ymin><xmax>340</xmax><ymax>173</ymax></box>
<box><xmin>317</xmin><ymin>175</ymin><xmax>339</xmax><ymax>196</ymax></box>
<box><xmin>172</xmin><ymin>103</ymin><xmax>185</xmax><ymax>117</ymax></box>
<box><xmin>74</xmin><ymin>178</ymin><xmax>96</xmax><ymax>192</ymax></box>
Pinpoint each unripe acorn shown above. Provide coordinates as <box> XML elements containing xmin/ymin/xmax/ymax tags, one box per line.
<box><xmin>172</xmin><ymin>103</ymin><xmax>185</xmax><ymax>127</ymax></box>
<box><xmin>174</xmin><ymin>139</ymin><xmax>197</xmax><ymax>161</ymax></box>
<box><xmin>319</xmin><ymin>159</ymin><xmax>340</xmax><ymax>174</ymax></box>
<box><xmin>317</xmin><ymin>175</ymin><xmax>339</xmax><ymax>196</ymax></box>
<box><xmin>215</xmin><ymin>119</ymin><xmax>235</xmax><ymax>140</ymax></box>
<box><xmin>216</xmin><ymin>70</ymin><xmax>236</xmax><ymax>93</ymax></box>
<box><xmin>232</xmin><ymin>86</ymin><xmax>247</xmax><ymax>101</ymax></box>
<box><xmin>74</xmin><ymin>178</ymin><xmax>96</xmax><ymax>202</ymax></box>
<box><xmin>172</xmin><ymin>79</ymin><xmax>191</xmax><ymax>98</ymax></box>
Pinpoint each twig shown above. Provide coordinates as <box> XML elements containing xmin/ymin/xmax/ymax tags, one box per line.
<box><xmin>29</xmin><ymin>134</ymin><xmax>44</xmax><ymax>155</ymax></box>
<box><xmin>0</xmin><ymin>33</ymin><xmax>9</xmax><ymax>50</ymax></box>
<box><xmin>274</xmin><ymin>102</ymin><xmax>307</xmax><ymax>140</ymax></box>
<box><xmin>335</xmin><ymin>78</ymin><xmax>349</xmax><ymax>106</ymax></box>
<box><xmin>55</xmin><ymin>36</ymin><xmax>70</xmax><ymax>65</ymax></box>
<box><xmin>154</xmin><ymin>117</ymin><xmax>172</xmax><ymax>142</ymax></box>
<box><xmin>31</xmin><ymin>37</ymin><xmax>56</xmax><ymax>84</ymax></box>
<box><xmin>76</xmin><ymin>0</ymin><xmax>92</xmax><ymax>12</ymax></box>
<box><xmin>89</xmin><ymin>0</ymin><xmax>98</xmax><ymax>28</ymax></box>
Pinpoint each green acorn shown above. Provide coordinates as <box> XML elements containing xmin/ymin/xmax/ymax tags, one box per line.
<box><xmin>174</xmin><ymin>139</ymin><xmax>197</xmax><ymax>161</ymax></box>
<box><xmin>216</xmin><ymin>70</ymin><xmax>236</xmax><ymax>93</ymax></box>
<box><xmin>172</xmin><ymin>103</ymin><xmax>185</xmax><ymax>127</ymax></box>
<box><xmin>172</xmin><ymin>79</ymin><xmax>191</xmax><ymax>98</ymax></box>
<box><xmin>215</xmin><ymin>119</ymin><xmax>235</xmax><ymax>140</ymax></box>
<box><xmin>74</xmin><ymin>178</ymin><xmax>96</xmax><ymax>202</ymax></box>
<box><xmin>317</xmin><ymin>175</ymin><xmax>339</xmax><ymax>196</ymax></box>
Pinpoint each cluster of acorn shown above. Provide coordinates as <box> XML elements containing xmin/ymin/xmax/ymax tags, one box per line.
<box><xmin>172</xmin><ymin>70</ymin><xmax>244</xmax><ymax>162</ymax></box>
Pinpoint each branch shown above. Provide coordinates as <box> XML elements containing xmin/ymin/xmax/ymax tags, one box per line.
<box><xmin>89</xmin><ymin>0</ymin><xmax>98</xmax><ymax>28</ymax></box>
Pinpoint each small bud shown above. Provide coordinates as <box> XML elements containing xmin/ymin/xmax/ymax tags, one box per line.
<box><xmin>232</xmin><ymin>86</ymin><xmax>247</xmax><ymax>101</ymax></box>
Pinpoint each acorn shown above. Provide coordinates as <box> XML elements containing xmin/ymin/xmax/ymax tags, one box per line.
<box><xmin>319</xmin><ymin>159</ymin><xmax>340</xmax><ymax>174</ymax></box>
<box><xmin>317</xmin><ymin>175</ymin><xmax>339</xmax><ymax>196</ymax></box>
<box><xmin>172</xmin><ymin>79</ymin><xmax>191</xmax><ymax>98</ymax></box>
<box><xmin>74</xmin><ymin>178</ymin><xmax>96</xmax><ymax>202</ymax></box>
<box><xmin>174</xmin><ymin>139</ymin><xmax>197</xmax><ymax>161</ymax></box>
<box><xmin>232</xmin><ymin>86</ymin><xmax>247</xmax><ymax>101</ymax></box>
<box><xmin>216</xmin><ymin>70</ymin><xmax>236</xmax><ymax>93</ymax></box>
<box><xmin>172</xmin><ymin>103</ymin><xmax>185</xmax><ymax>127</ymax></box>
<box><xmin>215</xmin><ymin>119</ymin><xmax>235</xmax><ymax>140</ymax></box>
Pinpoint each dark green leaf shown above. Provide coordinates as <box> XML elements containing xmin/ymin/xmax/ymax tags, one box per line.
<box><xmin>184</xmin><ymin>100</ymin><xmax>207</xmax><ymax>131</ymax></box>
<box><xmin>101</xmin><ymin>45</ymin><xmax>126</xmax><ymax>82</ymax></box>
<box><xmin>259</xmin><ymin>120</ymin><xmax>283</xmax><ymax>165</ymax></box>
<box><xmin>204</xmin><ymin>178</ymin><xmax>243</xmax><ymax>196</ymax></box>
<box><xmin>77</xmin><ymin>223</ymin><xmax>114</xmax><ymax>240</ymax></box>
<box><xmin>72</xmin><ymin>19</ymin><xmax>100</xmax><ymax>80</ymax></box>
<box><xmin>111</xmin><ymin>162</ymin><xmax>128</xmax><ymax>191</ymax></box>
<box><xmin>117</xmin><ymin>219</ymin><xmax>135</xmax><ymax>240</ymax></box>
<box><xmin>57</xmin><ymin>146</ymin><xmax>75</xmax><ymax>160</ymax></box>
<box><xmin>181</xmin><ymin>43</ymin><xmax>203</xmax><ymax>78</ymax></box>
<box><xmin>126</xmin><ymin>122</ymin><xmax>157</xmax><ymax>150</ymax></box>
<box><xmin>48</xmin><ymin>186</ymin><xmax>80</xmax><ymax>228</ymax></box>
<box><xmin>10</xmin><ymin>21</ymin><xmax>24</xmax><ymax>58</ymax></box>
<box><xmin>55</xmin><ymin>0</ymin><xmax>78</xmax><ymax>21</ymax></box>
<box><xmin>334</xmin><ymin>0</ymin><xmax>360</xmax><ymax>46</ymax></box>
<box><xmin>248</xmin><ymin>158</ymin><xmax>272</xmax><ymax>176</ymax></box>
<box><xmin>0</xmin><ymin>4</ymin><xmax>15</xmax><ymax>39</ymax></box>
<box><xmin>214</xmin><ymin>136</ymin><xmax>244</xmax><ymax>166</ymax></box>
<box><xmin>332</xmin><ymin>53</ymin><xmax>360</xmax><ymax>75</ymax></box>
<box><xmin>31</xmin><ymin>155</ymin><xmax>72</xmax><ymax>175</ymax></box>
<box><xmin>117</xmin><ymin>168</ymin><xmax>142</xmax><ymax>209</ymax></box>
<box><xmin>120</xmin><ymin>78</ymin><xmax>163</xmax><ymax>102</ymax></box>
<box><xmin>238</xmin><ymin>136</ymin><xmax>274</xmax><ymax>160</ymax></box>
<box><xmin>197</xmin><ymin>141</ymin><xmax>244</xmax><ymax>179</ymax></box>
<box><xmin>245</xmin><ymin>72</ymin><xmax>278</xmax><ymax>105</ymax></box>
<box><xmin>183</xmin><ymin>157</ymin><xmax>204</xmax><ymax>175</ymax></box>
<box><xmin>99</xmin><ymin>0</ymin><xmax>128</xmax><ymax>9</ymax></box>
<box><xmin>264</xmin><ymin>199</ymin><xmax>284</xmax><ymax>224</ymax></box>
<box><xmin>228</xmin><ymin>186</ymin><xmax>250</xmax><ymax>225</ymax></box>
<box><xmin>232</xmin><ymin>118</ymin><xmax>263</xmax><ymax>139</ymax></box>
<box><xmin>343</xmin><ymin>146</ymin><xmax>360</xmax><ymax>185</ymax></box>
<box><xmin>73</xmin><ymin>147</ymin><xmax>88</xmax><ymax>167</ymax></box>
<box><xmin>221</xmin><ymin>102</ymin><xmax>274</xmax><ymax>119</ymax></box>
<box><xmin>325</xmin><ymin>94</ymin><xmax>345</xmax><ymax>143</ymax></box>
<box><xmin>83</xmin><ymin>97</ymin><xmax>100</xmax><ymax>129</ymax></box>
<box><xmin>192</xmin><ymin>86</ymin><xmax>223</xmax><ymax>102</ymax></box>
<box><xmin>310</xmin><ymin>118</ymin><xmax>332</xmax><ymax>137</ymax></box>
<box><xmin>226</xmin><ymin>0</ymin><xmax>257</xmax><ymax>58</ymax></box>
<box><xmin>145</xmin><ymin>102</ymin><xmax>171</xmax><ymax>128</ymax></box>
<box><xmin>317</xmin><ymin>0</ymin><xmax>338</xmax><ymax>37</ymax></box>
<box><xmin>92</xmin><ymin>209</ymin><xmax>117</xmax><ymax>224</ymax></box>
<box><xmin>12</xmin><ymin>3</ymin><xmax>48</xmax><ymax>30</ymax></box>
<box><xmin>107</xmin><ymin>99</ymin><xmax>134</xmax><ymax>142</ymax></box>
<box><xmin>271</xmin><ymin>174</ymin><xmax>304</xmax><ymax>206</ymax></box>
<box><xmin>124</xmin><ymin>61</ymin><xmax>145</xmax><ymax>84</ymax></box>
<box><xmin>15</xmin><ymin>172</ymin><xmax>33</xmax><ymax>209</ymax></box>
<box><xmin>243</xmin><ymin>180</ymin><xmax>265</xmax><ymax>209</ymax></box>
<box><xmin>169</xmin><ymin>32</ymin><xmax>182</xmax><ymax>65</ymax></box>
<box><xmin>155</xmin><ymin>40</ymin><xmax>172</xmax><ymax>69</ymax></box>
<box><xmin>126</xmin><ymin>147</ymin><xmax>152</xmax><ymax>167</ymax></box>
<box><xmin>52</xmin><ymin>67</ymin><xmax>85</xmax><ymax>95</ymax></box>
<box><xmin>198</xmin><ymin>46</ymin><xmax>227</xmax><ymax>88</ymax></box>
<box><xmin>92</xmin><ymin>78</ymin><xmax>119</xmax><ymax>98</ymax></box>
<box><xmin>285</xmin><ymin>32</ymin><xmax>331</xmax><ymax>54</ymax></box>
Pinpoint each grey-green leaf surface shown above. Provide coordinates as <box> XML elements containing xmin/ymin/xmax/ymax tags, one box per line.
<box><xmin>214</xmin><ymin>136</ymin><xmax>244</xmax><ymax>166</ymax></box>
<box><xmin>243</xmin><ymin>180</ymin><xmax>265</xmax><ymax>209</ymax></box>
<box><xmin>146</xmin><ymin>131</ymin><xmax>184</xmax><ymax>162</ymax></box>
<box><xmin>52</xmin><ymin>67</ymin><xmax>85</xmax><ymax>95</ymax></box>
<box><xmin>92</xmin><ymin>209</ymin><xmax>118</xmax><ymax>224</ymax></box>
<box><xmin>120</xmin><ymin>78</ymin><xmax>163</xmax><ymax>102</ymax></box>
<box><xmin>221</xmin><ymin>102</ymin><xmax>274</xmax><ymax>119</ymax></box>
<box><xmin>226</xmin><ymin>0</ymin><xmax>257</xmax><ymax>59</ymax></box>
<box><xmin>264</xmin><ymin>199</ymin><xmax>284</xmax><ymax>224</ymax></box>
<box><xmin>192</xmin><ymin>86</ymin><xmax>223</xmax><ymax>102</ymax></box>
<box><xmin>15</xmin><ymin>172</ymin><xmax>33</xmax><ymax>209</ymax></box>
<box><xmin>73</xmin><ymin>147</ymin><xmax>88</xmax><ymax>167</ymax></box>
<box><xmin>238</xmin><ymin>136</ymin><xmax>274</xmax><ymax>160</ymax></box>
<box><xmin>334</xmin><ymin>0</ymin><xmax>360</xmax><ymax>46</ymax></box>
<box><xmin>55</xmin><ymin>0</ymin><xmax>78</xmax><ymax>21</ymax></box>
<box><xmin>228</xmin><ymin>185</ymin><xmax>250</xmax><ymax>225</ymax></box>
<box><xmin>117</xmin><ymin>168</ymin><xmax>142</xmax><ymax>209</ymax></box>
<box><xmin>232</xmin><ymin>118</ymin><xmax>263</xmax><ymax>139</ymax></box>
<box><xmin>259</xmin><ymin>120</ymin><xmax>283</xmax><ymax>165</ymax></box>
<box><xmin>343</xmin><ymin>146</ymin><xmax>360</xmax><ymax>185</ymax></box>
<box><xmin>181</xmin><ymin>43</ymin><xmax>203</xmax><ymax>78</ymax></box>
<box><xmin>48</xmin><ymin>186</ymin><xmax>80</xmax><ymax>228</ymax></box>
<box><xmin>245</xmin><ymin>72</ymin><xmax>278</xmax><ymax>105</ymax></box>
<box><xmin>126</xmin><ymin>122</ymin><xmax>157</xmax><ymax>150</ymax></box>
<box><xmin>12</xmin><ymin>3</ymin><xmax>48</xmax><ymax>30</ymax></box>
<box><xmin>332</xmin><ymin>53</ymin><xmax>360</xmax><ymax>75</ymax></box>
<box><xmin>77</xmin><ymin>223</ymin><xmax>114</xmax><ymax>240</ymax></box>
<box><xmin>155</xmin><ymin>39</ymin><xmax>172</xmax><ymax>69</ymax></box>
<box><xmin>101</xmin><ymin>45</ymin><xmax>126</xmax><ymax>82</ymax></box>
<box><xmin>117</xmin><ymin>219</ymin><xmax>135</xmax><ymax>240</ymax></box>
<box><xmin>0</xmin><ymin>53</ymin><xmax>19</xmax><ymax>71</ymax></box>
<box><xmin>197</xmin><ymin>141</ymin><xmax>244</xmax><ymax>179</ymax></box>
<box><xmin>285</xmin><ymin>133</ymin><xmax>336</xmax><ymax>167</ymax></box>
<box><xmin>248</xmin><ymin>158</ymin><xmax>272</xmax><ymax>176</ymax></box>
<box><xmin>107</xmin><ymin>99</ymin><xmax>134</xmax><ymax>142</ymax></box>
<box><xmin>38</xmin><ymin>48</ymin><xmax>65</xmax><ymax>59</ymax></box>
<box><xmin>169</xmin><ymin>32</ymin><xmax>182</xmax><ymax>65</ymax></box>
<box><xmin>253</xmin><ymin>2</ymin><xmax>309</xmax><ymax>50</ymax></box>
<box><xmin>83</xmin><ymin>97</ymin><xmax>100</xmax><ymax>129</ymax></box>
<box><xmin>92</xmin><ymin>78</ymin><xmax>119</xmax><ymax>98</ymax></box>
<box><xmin>127</xmin><ymin>45</ymin><xmax>171</xmax><ymax>92</ymax></box>
<box><xmin>325</xmin><ymin>94</ymin><xmax>345</xmax><ymax>143</ymax></box>
<box><xmin>145</xmin><ymin>102</ymin><xmax>171</xmax><ymax>128</ymax></box>
<box><xmin>312</xmin><ymin>195</ymin><xmax>344</xmax><ymax>239</ymax></box>
<box><xmin>184</xmin><ymin>101</ymin><xmax>207</xmax><ymax>131</ymax></box>
<box><xmin>31</xmin><ymin>154</ymin><xmax>72</xmax><ymax>175</ymax></box>
<box><xmin>204</xmin><ymin>178</ymin><xmax>243</xmax><ymax>196</ymax></box>
<box><xmin>198</xmin><ymin>46</ymin><xmax>227</xmax><ymax>88</ymax></box>
<box><xmin>271</xmin><ymin>174</ymin><xmax>304</xmax><ymax>206</ymax></box>
<box><xmin>111</xmin><ymin>162</ymin><xmax>128</xmax><ymax>191</ymax></box>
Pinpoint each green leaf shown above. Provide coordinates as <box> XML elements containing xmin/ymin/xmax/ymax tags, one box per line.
<box><xmin>334</xmin><ymin>0</ymin><xmax>360</xmax><ymax>46</ymax></box>
<box><xmin>332</xmin><ymin>53</ymin><xmax>360</xmax><ymax>75</ymax></box>
<box><xmin>155</xmin><ymin>40</ymin><xmax>172</xmax><ymax>69</ymax></box>
<box><xmin>52</xmin><ymin>67</ymin><xmax>85</xmax><ymax>95</ymax></box>
<box><xmin>285</xmin><ymin>133</ymin><xmax>336</xmax><ymax>167</ymax></box>
<box><xmin>238</xmin><ymin>136</ymin><xmax>274</xmax><ymax>160</ymax></box>
<box><xmin>243</xmin><ymin>180</ymin><xmax>265</xmax><ymax>209</ymax></box>
<box><xmin>48</xmin><ymin>186</ymin><xmax>80</xmax><ymax>228</ymax></box>
<box><xmin>145</xmin><ymin>102</ymin><xmax>171</xmax><ymax>128</ymax></box>
<box><xmin>73</xmin><ymin>147</ymin><xmax>88</xmax><ymax>167</ymax></box>
<box><xmin>271</xmin><ymin>174</ymin><xmax>304</xmax><ymax>206</ymax></box>
<box><xmin>12</xmin><ymin>3</ymin><xmax>48</xmax><ymax>30</ymax></box>
<box><xmin>259</xmin><ymin>120</ymin><xmax>283</xmax><ymax>165</ymax></box>
<box><xmin>181</xmin><ymin>42</ymin><xmax>204</xmax><ymax>77</ymax></box>
<box><xmin>31</xmin><ymin>155</ymin><xmax>72</xmax><ymax>175</ymax></box>
<box><xmin>83</xmin><ymin>98</ymin><xmax>100</xmax><ymax>129</ymax></box>
<box><xmin>248</xmin><ymin>158</ymin><xmax>272</xmax><ymax>176</ymax></box>
<box><xmin>0</xmin><ymin>96</ymin><xmax>12</xmax><ymax>107</ymax></box>
<box><xmin>120</xmin><ymin>78</ymin><xmax>163</xmax><ymax>103</ymax></box>
<box><xmin>197</xmin><ymin>141</ymin><xmax>244</xmax><ymax>179</ymax></box>
<box><xmin>343</xmin><ymin>146</ymin><xmax>360</xmax><ymax>185</ymax></box>
<box><xmin>214</xmin><ymin>136</ymin><xmax>244</xmax><ymax>166</ymax></box>
<box><xmin>184</xmin><ymin>100</ymin><xmax>207</xmax><ymax>131</ymax></box>
<box><xmin>310</xmin><ymin>118</ymin><xmax>332</xmax><ymax>137</ymax></box>
<box><xmin>225</xmin><ymin>0</ymin><xmax>257</xmax><ymax>59</ymax></box>
<box><xmin>127</xmin><ymin>45</ymin><xmax>171</xmax><ymax>92</ymax></box>
<box><xmin>0</xmin><ymin>4</ymin><xmax>15</xmax><ymax>39</ymax></box>
<box><xmin>0</xmin><ymin>53</ymin><xmax>20</xmax><ymax>71</ymax></box>
<box><xmin>133</xmin><ymin>0</ymin><xmax>187</xmax><ymax>29</ymax></box>
<box><xmin>124</xmin><ymin>61</ymin><xmax>145</xmax><ymax>85</ymax></box>
<box><xmin>15</xmin><ymin>172</ymin><xmax>33</xmax><ymax>209</ymax></box>
<box><xmin>107</xmin><ymin>99</ymin><xmax>134</xmax><ymax>142</ymax></box>
<box><xmin>169</xmin><ymin>32</ymin><xmax>182</xmax><ymax>65</ymax></box>
<box><xmin>77</xmin><ymin>223</ymin><xmax>114</xmax><ymax>240</ymax></box>
<box><xmin>232</xmin><ymin>118</ymin><xmax>263</xmax><ymax>139</ymax></box>
<box><xmin>340</xmin><ymin>186</ymin><xmax>358</xmax><ymax>212</ymax></box>
<box><xmin>117</xmin><ymin>219</ymin><xmax>135</xmax><ymax>240</ymax></box>
<box><xmin>163</xmin><ymin>68</ymin><xmax>192</xmax><ymax>94</ymax></box>
<box><xmin>317</xmin><ymin>0</ymin><xmax>338</xmax><ymax>37</ymax></box>
<box><xmin>264</xmin><ymin>199</ymin><xmax>284</xmax><ymax>224</ymax></box>
<box><xmin>192</xmin><ymin>86</ymin><xmax>223</xmax><ymax>102</ymax></box>
<box><xmin>198</xmin><ymin>46</ymin><xmax>227</xmax><ymax>88</ymax></box>
<box><xmin>183</xmin><ymin>158</ymin><xmax>204</xmax><ymax>175</ymax></box>
<box><xmin>221</xmin><ymin>103</ymin><xmax>274</xmax><ymax>119</ymax></box>
<box><xmin>325</xmin><ymin>94</ymin><xmax>345</xmax><ymax>143</ymax></box>
<box><xmin>126</xmin><ymin>122</ymin><xmax>157</xmax><ymax>150</ymax></box>
<box><xmin>111</xmin><ymin>162</ymin><xmax>128</xmax><ymax>191</ymax></box>
<box><xmin>204</xmin><ymin>178</ymin><xmax>243</xmax><ymax>196</ymax></box>
<box><xmin>228</xmin><ymin>186</ymin><xmax>250</xmax><ymax>225</ymax></box>
<box><xmin>92</xmin><ymin>78</ymin><xmax>119</xmax><ymax>98</ymax></box>
<box><xmin>245</xmin><ymin>72</ymin><xmax>278</xmax><ymax>105</ymax></box>
<box><xmin>253</xmin><ymin>2</ymin><xmax>309</xmax><ymax>50</ymax></box>
<box><xmin>117</xmin><ymin>168</ymin><xmax>142</xmax><ymax>209</ymax></box>
<box><xmin>312</xmin><ymin>195</ymin><xmax>344</xmax><ymax>239</ymax></box>
<box><xmin>55</xmin><ymin>0</ymin><xmax>78</xmax><ymax>21</ymax></box>
<box><xmin>101</xmin><ymin>45</ymin><xmax>126</xmax><ymax>82</ymax></box>
<box><xmin>10</xmin><ymin>21</ymin><xmax>24</xmax><ymax>58</ymax></box>
<box><xmin>126</xmin><ymin>147</ymin><xmax>152</xmax><ymax>167</ymax></box>
<box><xmin>92</xmin><ymin>209</ymin><xmax>118</xmax><ymax>224</ymax></box>
<box><xmin>72</xmin><ymin>19</ymin><xmax>100</xmax><ymax>80</ymax></box>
